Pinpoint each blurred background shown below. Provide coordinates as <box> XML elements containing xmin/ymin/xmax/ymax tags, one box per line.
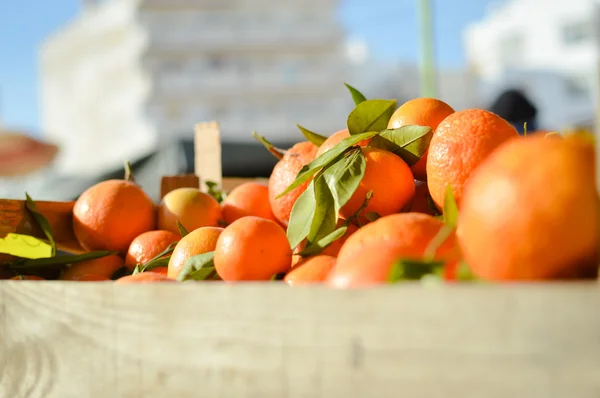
<box><xmin>0</xmin><ymin>0</ymin><xmax>598</xmax><ymax>201</ymax></box>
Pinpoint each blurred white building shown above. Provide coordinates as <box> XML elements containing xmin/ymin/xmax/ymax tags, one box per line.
<box><xmin>40</xmin><ymin>0</ymin><xmax>354</xmax><ymax>176</ymax></box>
<box><xmin>464</xmin><ymin>0</ymin><xmax>599</xmax><ymax>130</ymax></box>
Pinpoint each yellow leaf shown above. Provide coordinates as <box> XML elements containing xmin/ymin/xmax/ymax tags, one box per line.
<box><xmin>0</xmin><ymin>233</ymin><xmax>53</xmax><ymax>259</ymax></box>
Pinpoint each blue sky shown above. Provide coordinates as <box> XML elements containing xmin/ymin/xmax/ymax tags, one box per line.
<box><xmin>0</xmin><ymin>0</ymin><xmax>496</xmax><ymax>133</ymax></box>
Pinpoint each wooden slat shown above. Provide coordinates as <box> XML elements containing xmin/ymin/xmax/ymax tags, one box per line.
<box><xmin>0</xmin><ymin>199</ymin><xmax>83</xmax><ymax>254</ymax></box>
<box><xmin>1</xmin><ymin>283</ymin><xmax>599</xmax><ymax>397</ymax></box>
<box><xmin>221</xmin><ymin>177</ymin><xmax>268</xmax><ymax>192</ymax></box>
<box><xmin>194</xmin><ymin>121</ymin><xmax>222</xmax><ymax>192</ymax></box>
<box><xmin>160</xmin><ymin>175</ymin><xmax>200</xmax><ymax>199</ymax></box>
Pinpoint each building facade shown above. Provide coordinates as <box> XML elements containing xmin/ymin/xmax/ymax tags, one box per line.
<box><xmin>40</xmin><ymin>0</ymin><xmax>354</xmax><ymax>175</ymax></box>
<box><xmin>463</xmin><ymin>0</ymin><xmax>599</xmax><ymax>130</ymax></box>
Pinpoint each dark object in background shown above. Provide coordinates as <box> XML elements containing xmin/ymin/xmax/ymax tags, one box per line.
<box><xmin>489</xmin><ymin>89</ymin><xmax>538</xmax><ymax>134</ymax></box>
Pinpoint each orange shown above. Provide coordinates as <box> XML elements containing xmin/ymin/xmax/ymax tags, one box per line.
<box><xmin>284</xmin><ymin>255</ymin><xmax>336</xmax><ymax>285</ymax></box>
<box><xmin>60</xmin><ymin>254</ymin><xmax>124</xmax><ymax>280</ymax></box>
<box><xmin>116</xmin><ymin>272</ymin><xmax>177</xmax><ymax>284</ymax></box>
<box><xmin>426</xmin><ymin>109</ymin><xmax>518</xmax><ymax>209</ymax></box>
<box><xmin>73</xmin><ymin>180</ymin><xmax>156</xmax><ymax>253</ymax></box>
<box><xmin>158</xmin><ymin>188</ymin><xmax>221</xmax><ymax>234</ymax></box>
<box><xmin>327</xmin><ymin>240</ymin><xmax>424</xmax><ymax>288</ymax></box>
<box><xmin>221</xmin><ymin>182</ymin><xmax>278</xmax><ymax>225</ymax></box>
<box><xmin>292</xmin><ymin>220</ymin><xmax>359</xmax><ymax>266</ymax></box>
<box><xmin>70</xmin><ymin>274</ymin><xmax>111</xmax><ymax>282</ymax></box>
<box><xmin>125</xmin><ymin>230</ymin><xmax>181</xmax><ymax>271</ymax></box>
<box><xmin>214</xmin><ymin>216</ymin><xmax>292</xmax><ymax>281</ymax></box>
<box><xmin>10</xmin><ymin>275</ymin><xmax>44</xmax><ymax>280</ymax></box>
<box><xmin>387</xmin><ymin>98</ymin><xmax>455</xmax><ymax>181</ymax></box>
<box><xmin>340</xmin><ymin>148</ymin><xmax>414</xmax><ymax>221</ymax></box>
<box><xmin>337</xmin><ymin>212</ymin><xmax>461</xmax><ymax>267</ymax></box>
<box><xmin>458</xmin><ymin>134</ymin><xmax>599</xmax><ymax>281</ymax></box>
<box><xmin>268</xmin><ymin>141</ymin><xmax>318</xmax><ymax>226</ymax></box>
<box><xmin>409</xmin><ymin>180</ymin><xmax>438</xmax><ymax>216</ymax></box>
<box><xmin>316</xmin><ymin>129</ymin><xmax>372</xmax><ymax>158</ymax></box>
<box><xmin>167</xmin><ymin>226</ymin><xmax>224</xmax><ymax>279</ymax></box>
<box><xmin>146</xmin><ymin>266</ymin><xmax>168</xmax><ymax>276</ymax></box>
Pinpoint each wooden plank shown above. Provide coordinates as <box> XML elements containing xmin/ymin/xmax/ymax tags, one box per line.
<box><xmin>0</xmin><ymin>199</ymin><xmax>83</xmax><ymax>254</ymax></box>
<box><xmin>160</xmin><ymin>175</ymin><xmax>200</xmax><ymax>199</ymax></box>
<box><xmin>1</xmin><ymin>282</ymin><xmax>599</xmax><ymax>398</ymax></box>
<box><xmin>221</xmin><ymin>177</ymin><xmax>268</xmax><ymax>192</ymax></box>
<box><xmin>194</xmin><ymin>121</ymin><xmax>222</xmax><ymax>192</ymax></box>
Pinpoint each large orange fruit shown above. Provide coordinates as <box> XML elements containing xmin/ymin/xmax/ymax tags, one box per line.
<box><xmin>458</xmin><ymin>133</ymin><xmax>598</xmax><ymax>281</ymax></box>
<box><xmin>167</xmin><ymin>226</ymin><xmax>224</xmax><ymax>279</ymax></box>
<box><xmin>284</xmin><ymin>255</ymin><xmax>336</xmax><ymax>285</ymax></box>
<box><xmin>125</xmin><ymin>230</ymin><xmax>181</xmax><ymax>271</ymax></box>
<box><xmin>327</xmin><ymin>240</ymin><xmax>428</xmax><ymax>288</ymax></box>
<box><xmin>221</xmin><ymin>182</ymin><xmax>278</xmax><ymax>225</ymax></box>
<box><xmin>158</xmin><ymin>188</ymin><xmax>221</xmax><ymax>234</ymax></box>
<box><xmin>387</xmin><ymin>98</ymin><xmax>455</xmax><ymax>181</ymax></box>
<box><xmin>73</xmin><ymin>180</ymin><xmax>156</xmax><ymax>253</ymax></box>
<box><xmin>340</xmin><ymin>148</ymin><xmax>414</xmax><ymax>221</ymax></box>
<box><xmin>426</xmin><ymin>109</ymin><xmax>518</xmax><ymax>209</ymax></box>
<box><xmin>214</xmin><ymin>216</ymin><xmax>292</xmax><ymax>281</ymax></box>
<box><xmin>60</xmin><ymin>254</ymin><xmax>124</xmax><ymax>280</ymax></box>
<box><xmin>316</xmin><ymin>129</ymin><xmax>372</xmax><ymax>158</ymax></box>
<box><xmin>268</xmin><ymin>141</ymin><xmax>318</xmax><ymax>226</ymax></box>
<box><xmin>337</xmin><ymin>212</ymin><xmax>461</xmax><ymax>267</ymax></box>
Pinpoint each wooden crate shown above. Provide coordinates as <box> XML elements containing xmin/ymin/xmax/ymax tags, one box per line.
<box><xmin>1</xmin><ymin>122</ymin><xmax>599</xmax><ymax>398</ymax></box>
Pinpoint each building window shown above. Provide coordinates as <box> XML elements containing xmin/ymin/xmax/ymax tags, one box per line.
<box><xmin>562</xmin><ymin>21</ymin><xmax>593</xmax><ymax>45</ymax></box>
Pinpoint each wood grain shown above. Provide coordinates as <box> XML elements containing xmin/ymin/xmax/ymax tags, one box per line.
<box><xmin>195</xmin><ymin>121</ymin><xmax>222</xmax><ymax>192</ymax></box>
<box><xmin>1</xmin><ymin>282</ymin><xmax>599</xmax><ymax>397</ymax></box>
<box><xmin>160</xmin><ymin>175</ymin><xmax>200</xmax><ymax>199</ymax></box>
<box><xmin>0</xmin><ymin>200</ymin><xmax>83</xmax><ymax>254</ymax></box>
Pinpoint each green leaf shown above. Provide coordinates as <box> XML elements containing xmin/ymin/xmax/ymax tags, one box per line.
<box><xmin>307</xmin><ymin>176</ymin><xmax>338</xmax><ymax>244</ymax></box>
<box><xmin>205</xmin><ymin>181</ymin><xmax>227</xmax><ymax>203</ymax></box>
<box><xmin>271</xmin><ymin>272</ymin><xmax>287</xmax><ymax>281</ymax></box>
<box><xmin>276</xmin><ymin>131</ymin><xmax>378</xmax><ymax>198</ymax></box>
<box><xmin>176</xmin><ymin>221</ymin><xmax>189</xmax><ymax>237</ymax></box>
<box><xmin>0</xmin><ymin>233</ymin><xmax>53</xmax><ymax>259</ymax></box>
<box><xmin>10</xmin><ymin>251</ymin><xmax>117</xmax><ymax>269</ymax></box>
<box><xmin>347</xmin><ymin>99</ymin><xmax>397</xmax><ymax>136</ymax></box>
<box><xmin>286</xmin><ymin>180</ymin><xmax>317</xmax><ymax>249</ymax></box>
<box><xmin>132</xmin><ymin>241</ymin><xmax>178</xmax><ymax>275</ymax></box>
<box><xmin>297</xmin><ymin>125</ymin><xmax>327</xmax><ymax>146</ymax></box>
<box><xmin>298</xmin><ymin>226</ymin><xmax>348</xmax><ymax>257</ymax></box>
<box><xmin>456</xmin><ymin>261</ymin><xmax>478</xmax><ymax>282</ymax></box>
<box><xmin>251</xmin><ymin>131</ymin><xmax>286</xmax><ymax>160</ymax></box>
<box><xmin>25</xmin><ymin>193</ymin><xmax>56</xmax><ymax>257</ymax></box>
<box><xmin>177</xmin><ymin>251</ymin><xmax>215</xmax><ymax>282</ymax></box>
<box><xmin>443</xmin><ymin>185</ymin><xmax>459</xmax><ymax>228</ymax></box>
<box><xmin>344</xmin><ymin>83</ymin><xmax>367</xmax><ymax>105</ymax></box>
<box><xmin>388</xmin><ymin>259</ymin><xmax>445</xmax><ymax>283</ymax></box>
<box><xmin>322</xmin><ymin>148</ymin><xmax>366</xmax><ymax>209</ymax></box>
<box><xmin>124</xmin><ymin>160</ymin><xmax>135</xmax><ymax>182</ymax></box>
<box><xmin>423</xmin><ymin>224</ymin><xmax>454</xmax><ymax>261</ymax></box>
<box><xmin>365</xmin><ymin>212</ymin><xmax>381</xmax><ymax>222</ymax></box>
<box><xmin>368</xmin><ymin>126</ymin><xmax>433</xmax><ymax>166</ymax></box>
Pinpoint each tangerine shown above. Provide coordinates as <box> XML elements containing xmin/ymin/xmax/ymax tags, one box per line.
<box><xmin>284</xmin><ymin>255</ymin><xmax>336</xmax><ymax>285</ymax></box>
<box><xmin>387</xmin><ymin>98</ymin><xmax>455</xmax><ymax>181</ymax></box>
<box><xmin>426</xmin><ymin>109</ymin><xmax>518</xmax><ymax>209</ymax></box>
<box><xmin>60</xmin><ymin>254</ymin><xmax>124</xmax><ymax>280</ymax></box>
<box><xmin>268</xmin><ymin>141</ymin><xmax>318</xmax><ymax>226</ymax></box>
<box><xmin>167</xmin><ymin>226</ymin><xmax>224</xmax><ymax>280</ymax></box>
<box><xmin>158</xmin><ymin>188</ymin><xmax>221</xmax><ymax>234</ymax></box>
<box><xmin>125</xmin><ymin>230</ymin><xmax>181</xmax><ymax>271</ymax></box>
<box><xmin>316</xmin><ymin>129</ymin><xmax>372</xmax><ymax>158</ymax></box>
<box><xmin>458</xmin><ymin>133</ymin><xmax>599</xmax><ymax>281</ymax></box>
<box><xmin>214</xmin><ymin>216</ymin><xmax>292</xmax><ymax>281</ymax></box>
<box><xmin>73</xmin><ymin>179</ymin><xmax>156</xmax><ymax>253</ymax></box>
<box><xmin>221</xmin><ymin>182</ymin><xmax>278</xmax><ymax>225</ymax></box>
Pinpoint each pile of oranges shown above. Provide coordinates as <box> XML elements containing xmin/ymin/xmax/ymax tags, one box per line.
<box><xmin>4</xmin><ymin>89</ymin><xmax>599</xmax><ymax>286</ymax></box>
